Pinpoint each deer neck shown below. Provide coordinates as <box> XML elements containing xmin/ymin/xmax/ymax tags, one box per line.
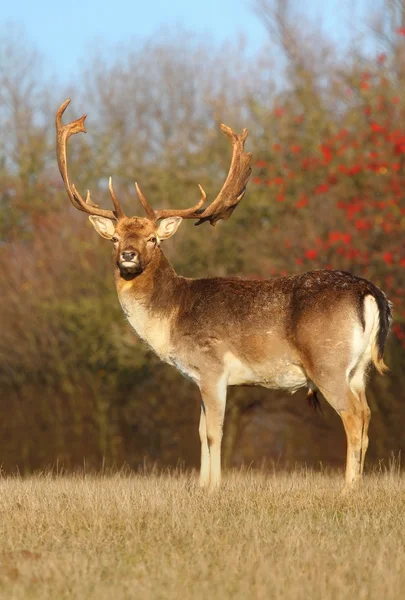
<box><xmin>115</xmin><ymin>249</ymin><xmax>178</xmax><ymax>296</ymax></box>
<box><xmin>114</xmin><ymin>250</ymin><xmax>181</xmax><ymax>361</ymax></box>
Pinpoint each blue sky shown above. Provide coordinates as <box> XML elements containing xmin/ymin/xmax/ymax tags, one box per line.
<box><xmin>2</xmin><ymin>0</ymin><xmax>371</xmax><ymax>79</ymax></box>
<box><xmin>3</xmin><ymin>0</ymin><xmax>263</xmax><ymax>78</ymax></box>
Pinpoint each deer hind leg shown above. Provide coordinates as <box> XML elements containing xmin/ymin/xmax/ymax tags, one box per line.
<box><xmin>199</xmin><ymin>376</ymin><xmax>227</xmax><ymax>491</ymax></box>
<box><xmin>359</xmin><ymin>392</ymin><xmax>371</xmax><ymax>474</ymax></box>
<box><xmin>314</xmin><ymin>373</ymin><xmax>371</xmax><ymax>487</ymax></box>
<box><xmin>341</xmin><ymin>341</ymin><xmax>372</xmax><ymax>483</ymax></box>
<box><xmin>198</xmin><ymin>403</ymin><xmax>210</xmax><ymax>489</ymax></box>
<box><xmin>303</xmin><ymin>306</ymin><xmax>374</xmax><ymax>487</ymax></box>
<box><xmin>348</xmin><ymin>362</ymin><xmax>371</xmax><ymax>478</ymax></box>
<box><xmin>339</xmin><ymin>390</ymin><xmax>371</xmax><ymax>486</ymax></box>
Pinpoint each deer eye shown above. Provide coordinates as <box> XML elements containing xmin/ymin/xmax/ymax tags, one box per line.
<box><xmin>148</xmin><ymin>237</ymin><xmax>157</xmax><ymax>245</ymax></box>
<box><xmin>111</xmin><ymin>237</ymin><xmax>119</xmax><ymax>243</ymax></box>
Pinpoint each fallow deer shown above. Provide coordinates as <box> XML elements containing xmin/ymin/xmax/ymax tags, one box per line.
<box><xmin>56</xmin><ymin>99</ymin><xmax>392</xmax><ymax>490</ymax></box>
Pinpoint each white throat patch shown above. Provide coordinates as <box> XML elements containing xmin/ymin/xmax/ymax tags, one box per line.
<box><xmin>118</xmin><ymin>293</ymin><xmax>172</xmax><ymax>362</ymax></box>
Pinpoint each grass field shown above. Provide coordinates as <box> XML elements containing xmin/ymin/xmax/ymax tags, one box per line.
<box><xmin>0</xmin><ymin>468</ymin><xmax>404</xmax><ymax>599</ymax></box>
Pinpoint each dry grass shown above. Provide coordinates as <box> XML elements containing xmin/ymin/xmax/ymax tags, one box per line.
<box><xmin>0</xmin><ymin>468</ymin><xmax>404</xmax><ymax>599</ymax></box>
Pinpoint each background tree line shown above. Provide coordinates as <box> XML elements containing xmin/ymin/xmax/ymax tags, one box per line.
<box><xmin>0</xmin><ymin>1</ymin><xmax>404</xmax><ymax>473</ymax></box>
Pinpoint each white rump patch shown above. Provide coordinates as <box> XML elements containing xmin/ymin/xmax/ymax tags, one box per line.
<box><xmin>348</xmin><ymin>295</ymin><xmax>379</xmax><ymax>394</ymax></box>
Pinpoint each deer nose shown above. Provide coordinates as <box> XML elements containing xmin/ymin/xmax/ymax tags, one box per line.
<box><xmin>121</xmin><ymin>251</ymin><xmax>137</xmax><ymax>261</ymax></box>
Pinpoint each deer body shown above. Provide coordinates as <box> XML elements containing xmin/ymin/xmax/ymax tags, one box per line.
<box><xmin>116</xmin><ymin>251</ymin><xmax>385</xmax><ymax>395</ymax></box>
<box><xmin>56</xmin><ymin>99</ymin><xmax>392</xmax><ymax>491</ymax></box>
<box><xmin>113</xmin><ymin>244</ymin><xmax>390</xmax><ymax>488</ymax></box>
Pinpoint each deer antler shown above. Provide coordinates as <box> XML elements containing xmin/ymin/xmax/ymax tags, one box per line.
<box><xmin>134</xmin><ymin>182</ymin><xmax>207</xmax><ymax>223</ymax></box>
<box><xmin>135</xmin><ymin>124</ymin><xmax>252</xmax><ymax>226</ymax></box>
<box><xmin>56</xmin><ymin>99</ymin><xmax>251</xmax><ymax>225</ymax></box>
<box><xmin>194</xmin><ymin>125</ymin><xmax>252</xmax><ymax>226</ymax></box>
<box><xmin>56</xmin><ymin>99</ymin><xmax>125</xmax><ymax>220</ymax></box>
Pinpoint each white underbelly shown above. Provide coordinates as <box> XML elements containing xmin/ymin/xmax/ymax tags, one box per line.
<box><xmin>224</xmin><ymin>352</ymin><xmax>308</xmax><ymax>392</ymax></box>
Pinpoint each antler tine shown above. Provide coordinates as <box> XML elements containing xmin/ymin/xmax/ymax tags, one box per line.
<box><xmin>132</xmin><ymin>124</ymin><xmax>251</xmax><ymax>226</ymax></box>
<box><xmin>134</xmin><ymin>182</ymin><xmax>207</xmax><ymax>222</ymax></box>
<box><xmin>134</xmin><ymin>182</ymin><xmax>157</xmax><ymax>221</ymax></box>
<box><xmin>109</xmin><ymin>177</ymin><xmax>126</xmax><ymax>219</ymax></box>
<box><xmin>55</xmin><ymin>98</ymin><xmax>125</xmax><ymax>221</ymax></box>
<box><xmin>152</xmin><ymin>185</ymin><xmax>207</xmax><ymax>222</ymax></box>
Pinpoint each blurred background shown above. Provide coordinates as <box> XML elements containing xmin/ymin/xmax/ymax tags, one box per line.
<box><xmin>0</xmin><ymin>0</ymin><xmax>404</xmax><ymax>473</ymax></box>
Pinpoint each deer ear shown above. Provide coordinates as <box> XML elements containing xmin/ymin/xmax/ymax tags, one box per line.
<box><xmin>156</xmin><ymin>217</ymin><xmax>183</xmax><ymax>240</ymax></box>
<box><xmin>88</xmin><ymin>216</ymin><xmax>116</xmax><ymax>240</ymax></box>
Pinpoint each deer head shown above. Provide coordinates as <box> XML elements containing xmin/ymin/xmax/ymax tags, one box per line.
<box><xmin>55</xmin><ymin>99</ymin><xmax>252</xmax><ymax>276</ymax></box>
<box><xmin>88</xmin><ymin>215</ymin><xmax>183</xmax><ymax>276</ymax></box>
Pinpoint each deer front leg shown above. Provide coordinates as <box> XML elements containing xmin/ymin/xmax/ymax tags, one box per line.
<box><xmin>198</xmin><ymin>403</ymin><xmax>210</xmax><ymax>488</ymax></box>
<box><xmin>200</xmin><ymin>376</ymin><xmax>227</xmax><ymax>490</ymax></box>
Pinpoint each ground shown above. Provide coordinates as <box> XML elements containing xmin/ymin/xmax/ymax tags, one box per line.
<box><xmin>0</xmin><ymin>468</ymin><xmax>404</xmax><ymax>599</ymax></box>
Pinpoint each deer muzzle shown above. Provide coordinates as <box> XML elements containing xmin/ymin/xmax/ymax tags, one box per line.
<box><xmin>118</xmin><ymin>251</ymin><xmax>142</xmax><ymax>275</ymax></box>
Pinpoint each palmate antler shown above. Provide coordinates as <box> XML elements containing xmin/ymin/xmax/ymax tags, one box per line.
<box><xmin>56</xmin><ymin>99</ymin><xmax>125</xmax><ymax>221</ymax></box>
<box><xmin>56</xmin><ymin>99</ymin><xmax>252</xmax><ymax>225</ymax></box>
<box><xmin>136</xmin><ymin>125</ymin><xmax>253</xmax><ymax>226</ymax></box>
